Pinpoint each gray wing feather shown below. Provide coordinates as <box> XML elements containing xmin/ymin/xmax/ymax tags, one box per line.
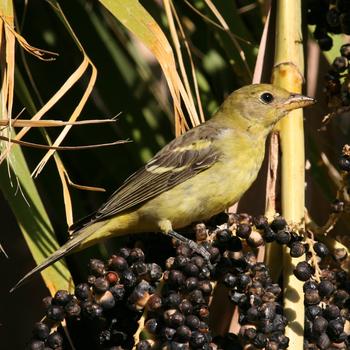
<box><xmin>71</xmin><ymin>124</ymin><xmax>223</xmax><ymax>232</ymax></box>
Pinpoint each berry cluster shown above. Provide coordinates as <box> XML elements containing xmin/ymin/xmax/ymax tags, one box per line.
<box><xmin>325</xmin><ymin>44</ymin><xmax>350</xmax><ymax>108</ymax></box>
<box><xmin>291</xmin><ymin>240</ymin><xmax>350</xmax><ymax>350</ymax></box>
<box><xmin>307</xmin><ymin>0</ymin><xmax>350</xmax><ymax>51</ymax></box>
<box><xmin>26</xmin><ymin>211</ymin><xmax>350</xmax><ymax>349</ymax></box>
<box><xmin>27</xmin><ymin>248</ymin><xmax>163</xmax><ymax>350</ymax></box>
<box><xmin>136</xmin><ymin>243</ymin><xmax>215</xmax><ymax>349</ymax></box>
<box><xmin>215</xmin><ymin>214</ymin><xmax>299</xmax><ymax>349</ymax></box>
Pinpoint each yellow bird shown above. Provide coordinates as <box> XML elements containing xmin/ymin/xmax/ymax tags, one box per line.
<box><xmin>11</xmin><ymin>84</ymin><xmax>315</xmax><ymax>291</ymax></box>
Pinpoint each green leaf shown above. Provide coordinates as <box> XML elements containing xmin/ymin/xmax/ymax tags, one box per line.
<box><xmin>0</xmin><ymin>142</ymin><xmax>72</xmax><ymax>294</ymax></box>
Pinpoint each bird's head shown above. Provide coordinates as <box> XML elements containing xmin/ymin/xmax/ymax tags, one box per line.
<box><xmin>214</xmin><ymin>83</ymin><xmax>315</xmax><ymax>133</ymax></box>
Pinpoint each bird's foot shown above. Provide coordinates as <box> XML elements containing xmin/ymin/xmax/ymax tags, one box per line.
<box><xmin>168</xmin><ymin>230</ymin><xmax>212</xmax><ymax>267</ymax></box>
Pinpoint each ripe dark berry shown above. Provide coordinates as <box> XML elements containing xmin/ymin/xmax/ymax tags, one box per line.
<box><xmin>183</xmin><ymin>263</ymin><xmax>199</xmax><ymax>277</ymax></box>
<box><xmin>109</xmin><ymin>284</ymin><xmax>125</xmax><ymax>301</ymax></box>
<box><xmin>327</xmin><ymin>318</ymin><xmax>344</xmax><ymax>339</ymax></box>
<box><xmin>164</xmin><ymin>293</ymin><xmax>181</xmax><ymax>308</ymax></box>
<box><xmin>263</xmin><ymin>227</ymin><xmax>276</xmax><ymax>242</ymax></box>
<box><xmin>81</xmin><ymin>301</ymin><xmax>103</xmax><ymax>319</ymax></box>
<box><xmin>52</xmin><ymin>290</ymin><xmax>72</xmax><ymax>306</ymax></box>
<box><xmin>303</xmin><ymin>280</ymin><xmax>318</xmax><ymax>292</ymax></box>
<box><xmin>318</xmin><ymin>280</ymin><xmax>335</xmax><ymax>298</ymax></box>
<box><xmin>208</xmin><ymin>246</ymin><xmax>220</xmax><ymax>262</ymax></box>
<box><xmin>243</xmin><ymin>327</ymin><xmax>257</xmax><ymax>340</ymax></box>
<box><xmin>46</xmin><ymin>331</ymin><xmax>64</xmax><ymax>348</ymax></box>
<box><xmin>179</xmin><ymin>299</ymin><xmax>193</xmax><ymax>315</ymax></box>
<box><xmin>289</xmin><ymin>241</ymin><xmax>306</xmax><ymax>257</ymax></box>
<box><xmin>247</xmin><ymin>231</ymin><xmax>264</xmax><ymax>247</ymax></box>
<box><xmin>276</xmin><ymin>230</ymin><xmax>291</xmax><ymax>245</ymax></box>
<box><xmin>293</xmin><ymin>261</ymin><xmax>313</xmax><ymax>281</ymax></box>
<box><xmin>146</xmin><ymin>294</ymin><xmax>162</xmax><ymax>312</ymax></box>
<box><xmin>46</xmin><ymin>305</ymin><xmax>65</xmax><ymax>322</ymax></box>
<box><xmin>145</xmin><ymin>318</ymin><xmax>158</xmax><ymax>334</ymax></box>
<box><xmin>246</xmin><ymin>306</ymin><xmax>259</xmax><ymax>322</ymax></box>
<box><xmin>270</xmin><ymin>216</ymin><xmax>287</xmax><ymax>232</ymax></box>
<box><xmin>333</xmin><ymin>289</ymin><xmax>349</xmax><ymax>307</ymax></box>
<box><xmin>132</xmin><ymin>262</ymin><xmax>148</xmax><ymax>277</ymax></box>
<box><xmin>313</xmin><ymin>316</ymin><xmax>328</xmax><ymax>334</ymax></box>
<box><xmin>196</xmin><ymin>305</ymin><xmax>209</xmax><ymax>321</ymax></box>
<box><xmin>183</xmin><ymin>277</ymin><xmax>197</xmax><ymax>293</ymax></box>
<box><xmin>339</xmin><ymin>155</ymin><xmax>350</xmax><ymax>171</ymax></box>
<box><xmin>97</xmin><ymin>290</ymin><xmax>116</xmax><ymax>309</ymax></box>
<box><xmin>108</xmin><ymin>255</ymin><xmax>128</xmax><ymax>271</ymax></box>
<box><xmin>87</xmin><ymin>275</ymin><xmax>96</xmax><ymax>285</ymax></box>
<box><xmin>118</xmin><ymin>247</ymin><xmax>130</xmax><ymax>259</ymax></box>
<box><xmin>317</xmin><ymin>332</ymin><xmax>331</xmax><ymax>350</ymax></box>
<box><xmin>236</xmin><ymin>223</ymin><xmax>251</xmax><ymax>239</ymax></box>
<box><xmin>304</xmin><ymin>289</ymin><xmax>321</xmax><ymax>305</ymax></box>
<box><xmin>252</xmin><ymin>332</ymin><xmax>268</xmax><ymax>348</ymax></box>
<box><xmin>340</xmin><ymin>43</ymin><xmax>350</xmax><ymax>59</ymax></box>
<box><xmin>318</xmin><ymin>35</ymin><xmax>333</xmax><ymax>51</ymax></box>
<box><xmin>190</xmin><ymin>331</ymin><xmax>207</xmax><ymax>348</ymax></box>
<box><xmin>32</xmin><ymin>322</ymin><xmax>50</xmax><ymax>340</ymax></box>
<box><xmin>129</xmin><ymin>248</ymin><xmax>145</xmax><ymax>263</ymax></box>
<box><xmin>175</xmin><ymin>325</ymin><xmax>192</xmax><ymax>342</ymax></box>
<box><xmin>306</xmin><ymin>305</ymin><xmax>322</xmax><ymax>320</ymax></box>
<box><xmin>176</xmin><ymin>244</ymin><xmax>192</xmax><ymax>258</ymax></box>
<box><xmin>147</xmin><ymin>263</ymin><xmax>162</xmax><ymax>281</ymax></box>
<box><xmin>120</xmin><ymin>269</ymin><xmax>137</xmax><ymax>288</ymax></box>
<box><xmin>168</xmin><ymin>270</ymin><xmax>186</xmax><ymax>287</ymax></box>
<box><xmin>65</xmin><ymin>299</ymin><xmax>81</xmax><ymax>317</ymax></box>
<box><xmin>75</xmin><ymin>283</ymin><xmax>90</xmax><ymax>300</ymax></box>
<box><xmin>237</xmin><ymin>274</ymin><xmax>252</xmax><ymax>290</ymax></box>
<box><xmin>215</xmin><ymin>229</ymin><xmax>231</xmax><ymax>244</ymax></box>
<box><xmin>185</xmin><ymin>315</ymin><xmax>200</xmax><ymax>330</ymax></box>
<box><xmin>198</xmin><ymin>280</ymin><xmax>212</xmax><ymax>295</ymax></box>
<box><xmin>188</xmin><ymin>290</ymin><xmax>205</xmax><ymax>305</ymax></box>
<box><xmin>162</xmin><ymin>327</ymin><xmax>176</xmax><ymax>341</ymax></box>
<box><xmin>332</xmin><ymin>56</ymin><xmax>348</xmax><ymax>73</ymax></box>
<box><xmin>136</xmin><ymin>340</ymin><xmax>152</xmax><ymax>350</ymax></box>
<box><xmin>253</xmin><ymin>215</ymin><xmax>268</xmax><ymax>229</ymax></box>
<box><xmin>198</xmin><ymin>266</ymin><xmax>210</xmax><ymax>280</ymax></box>
<box><xmin>272</xmin><ymin>333</ymin><xmax>289</xmax><ymax>349</ymax></box>
<box><xmin>88</xmin><ymin>258</ymin><xmax>105</xmax><ymax>276</ymax></box>
<box><xmin>27</xmin><ymin>340</ymin><xmax>45</xmax><ymax>350</ymax></box>
<box><xmin>313</xmin><ymin>242</ymin><xmax>329</xmax><ymax>257</ymax></box>
<box><xmin>93</xmin><ymin>277</ymin><xmax>110</xmax><ymax>294</ymax></box>
<box><xmin>164</xmin><ymin>310</ymin><xmax>185</xmax><ymax>328</ymax></box>
<box><xmin>324</xmin><ymin>304</ymin><xmax>340</xmax><ymax>320</ymax></box>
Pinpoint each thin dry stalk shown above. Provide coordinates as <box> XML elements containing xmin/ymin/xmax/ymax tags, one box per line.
<box><xmin>170</xmin><ymin>1</ymin><xmax>205</xmax><ymax>123</ymax></box>
<box><xmin>203</xmin><ymin>0</ymin><xmax>252</xmax><ymax>79</ymax></box>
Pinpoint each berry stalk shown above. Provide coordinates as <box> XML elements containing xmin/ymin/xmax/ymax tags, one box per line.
<box><xmin>272</xmin><ymin>1</ymin><xmax>306</xmax><ymax>349</ymax></box>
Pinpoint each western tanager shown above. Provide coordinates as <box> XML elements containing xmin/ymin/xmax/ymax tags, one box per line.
<box><xmin>12</xmin><ymin>84</ymin><xmax>315</xmax><ymax>291</ymax></box>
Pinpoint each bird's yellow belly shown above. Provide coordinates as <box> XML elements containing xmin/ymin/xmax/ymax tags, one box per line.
<box><xmin>138</xmin><ymin>155</ymin><xmax>262</xmax><ymax>230</ymax></box>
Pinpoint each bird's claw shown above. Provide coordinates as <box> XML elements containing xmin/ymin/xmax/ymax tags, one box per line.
<box><xmin>168</xmin><ymin>230</ymin><xmax>213</xmax><ymax>268</ymax></box>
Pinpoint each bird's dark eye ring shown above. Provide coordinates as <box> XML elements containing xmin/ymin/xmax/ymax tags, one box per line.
<box><xmin>260</xmin><ymin>92</ymin><xmax>274</xmax><ymax>104</ymax></box>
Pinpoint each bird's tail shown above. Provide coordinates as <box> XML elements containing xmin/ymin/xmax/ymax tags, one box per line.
<box><xmin>10</xmin><ymin>223</ymin><xmax>103</xmax><ymax>293</ymax></box>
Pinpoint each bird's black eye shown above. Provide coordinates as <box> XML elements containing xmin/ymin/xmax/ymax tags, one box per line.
<box><xmin>260</xmin><ymin>92</ymin><xmax>274</xmax><ymax>104</ymax></box>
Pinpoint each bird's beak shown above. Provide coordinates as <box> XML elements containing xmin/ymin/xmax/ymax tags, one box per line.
<box><xmin>283</xmin><ymin>93</ymin><xmax>316</xmax><ymax>111</ymax></box>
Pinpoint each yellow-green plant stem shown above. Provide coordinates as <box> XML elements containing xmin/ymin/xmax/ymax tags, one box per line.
<box><xmin>272</xmin><ymin>0</ymin><xmax>305</xmax><ymax>348</ymax></box>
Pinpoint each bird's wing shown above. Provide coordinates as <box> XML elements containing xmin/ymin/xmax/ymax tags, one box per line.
<box><xmin>70</xmin><ymin>124</ymin><xmax>223</xmax><ymax>232</ymax></box>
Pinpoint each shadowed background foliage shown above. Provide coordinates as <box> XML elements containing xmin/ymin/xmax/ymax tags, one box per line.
<box><xmin>1</xmin><ymin>0</ymin><xmax>349</xmax><ymax>348</ymax></box>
